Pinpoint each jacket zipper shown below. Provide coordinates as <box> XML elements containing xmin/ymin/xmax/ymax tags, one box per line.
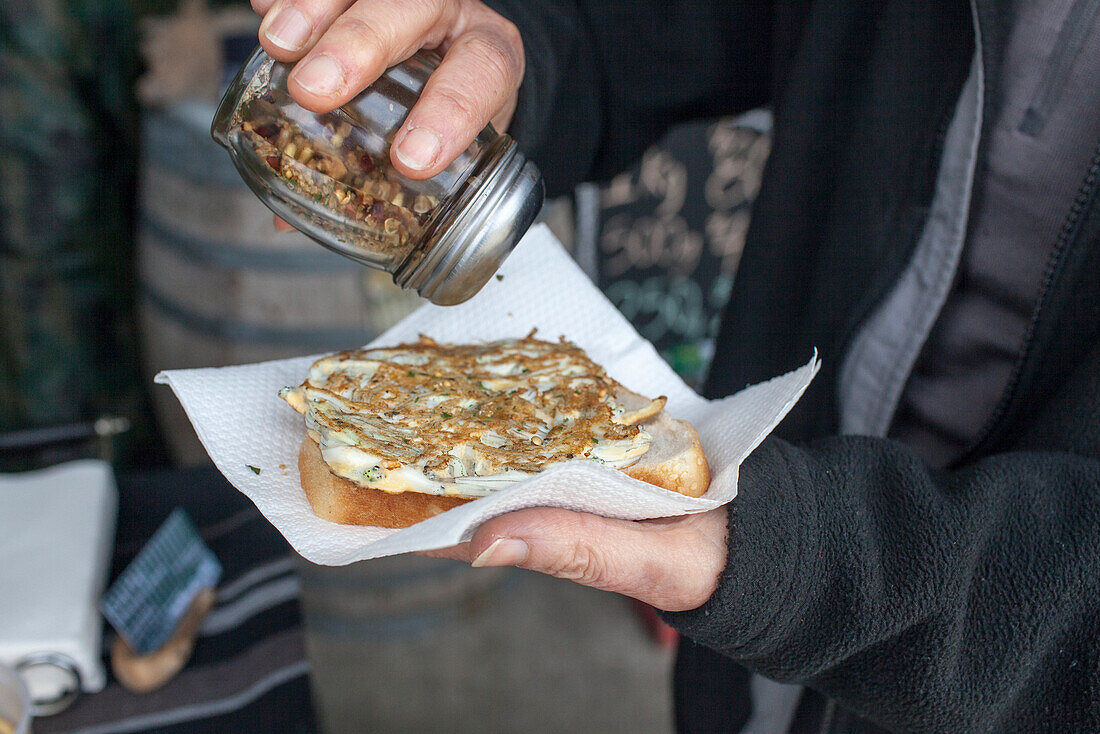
<box><xmin>1019</xmin><ymin>0</ymin><xmax>1100</xmax><ymax>136</ymax></box>
<box><xmin>963</xmin><ymin>136</ymin><xmax>1100</xmax><ymax>460</ymax></box>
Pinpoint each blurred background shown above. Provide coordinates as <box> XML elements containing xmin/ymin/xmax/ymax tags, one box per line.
<box><xmin>0</xmin><ymin>0</ymin><xmax>769</xmax><ymax>731</ymax></box>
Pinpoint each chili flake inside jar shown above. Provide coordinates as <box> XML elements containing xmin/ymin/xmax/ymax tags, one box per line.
<box><xmin>238</xmin><ymin>111</ymin><xmax>439</xmax><ymax>254</ymax></box>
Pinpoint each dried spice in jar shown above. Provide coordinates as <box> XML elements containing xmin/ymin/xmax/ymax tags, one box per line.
<box><xmin>238</xmin><ymin>112</ymin><xmax>436</xmax><ymax>253</ymax></box>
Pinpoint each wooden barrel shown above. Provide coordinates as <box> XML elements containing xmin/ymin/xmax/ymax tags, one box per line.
<box><xmin>293</xmin><ymin>554</ymin><xmax>512</xmax><ymax>733</ymax></box>
<box><xmin>295</xmin><ymin>555</ymin><xmax>507</xmax><ymax>640</ymax></box>
<box><xmin>138</xmin><ymin>102</ymin><xmax>423</xmax><ymax>464</ymax></box>
<box><xmin>294</xmin><ymin>554</ymin><xmax>675</xmax><ymax>733</ymax></box>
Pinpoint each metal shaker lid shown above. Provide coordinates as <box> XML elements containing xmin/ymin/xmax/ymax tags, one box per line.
<box><xmin>394</xmin><ymin>135</ymin><xmax>544</xmax><ymax>305</ymax></box>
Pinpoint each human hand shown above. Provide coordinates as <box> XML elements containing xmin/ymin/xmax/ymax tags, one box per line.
<box><xmin>251</xmin><ymin>0</ymin><xmax>524</xmax><ymax>180</ymax></box>
<box><xmin>425</xmin><ymin>507</ymin><xmax>730</xmax><ymax>612</ymax></box>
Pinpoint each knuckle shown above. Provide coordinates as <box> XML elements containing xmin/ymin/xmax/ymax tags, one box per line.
<box><xmin>297</xmin><ymin>0</ymin><xmax>337</xmax><ymax>12</ymax></box>
<box><xmin>332</xmin><ymin>15</ymin><xmax>389</xmax><ymax>50</ymax></box>
<box><xmin>495</xmin><ymin>18</ymin><xmax>524</xmax><ymax>69</ymax></box>
<box><xmin>459</xmin><ymin>31</ymin><xmax>522</xmax><ymax>88</ymax></box>
<box><xmin>321</xmin><ymin>16</ymin><xmax>390</xmax><ymax>76</ymax></box>
<box><xmin>547</xmin><ymin>543</ymin><xmax>607</xmax><ymax>586</ymax></box>
<box><xmin>430</xmin><ymin>86</ymin><xmax>483</xmax><ymax>129</ymax></box>
<box><xmin>419</xmin><ymin>0</ymin><xmax>449</xmax><ymax>22</ymax></box>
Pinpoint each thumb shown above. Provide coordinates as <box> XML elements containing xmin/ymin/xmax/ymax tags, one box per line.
<box><xmin>467</xmin><ymin>507</ymin><xmax>727</xmax><ymax>612</ymax></box>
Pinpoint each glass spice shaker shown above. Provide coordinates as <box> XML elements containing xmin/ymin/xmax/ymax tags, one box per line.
<box><xmin>211</xmin><ymin>46</ymin><xmax>543</xmax><ymax>305</ymax></box>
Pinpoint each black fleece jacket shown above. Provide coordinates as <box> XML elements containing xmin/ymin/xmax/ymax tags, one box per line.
<box><xmin>483</xmin><ymin>1</ymin><xmax>1100</xmax><ymax>732</ymax></box>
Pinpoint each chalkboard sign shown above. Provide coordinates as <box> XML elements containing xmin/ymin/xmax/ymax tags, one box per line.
<box><xmin>594</xmin><ymin>114</ymin><xmax>771</xmax><ymax>387</ymax></box>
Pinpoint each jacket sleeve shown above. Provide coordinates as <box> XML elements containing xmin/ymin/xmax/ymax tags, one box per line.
<box><xmin>481</xmin><ymin>1</ymin><xmax>776</xmax><ymax>196</ymax></box>
<box><xmin>662</xmin><ymin>339</ymin><xmax>1100</xmax><ymax>732</ymax></box>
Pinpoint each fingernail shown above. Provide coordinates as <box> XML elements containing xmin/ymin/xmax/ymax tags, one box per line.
<box><xmin>471</xmin><ymin>538</ymin><xmax>528</xmax><ymax>568</ymax></box>
<box><xmin>395</xmin><ymin>127</ymin><xmax>442</xmax><ymax>171</ymax></box>
<box><xmin>266</xmin><ymin>7</ymin><xmax>312</xmax><ymax>52</ymax></box>
<box><xmin>293</xmin><ymin>54</ymin><xmax>345</xmax><ymax>97</ymax></box>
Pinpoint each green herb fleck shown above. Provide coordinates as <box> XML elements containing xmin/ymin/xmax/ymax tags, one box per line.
<box><xmin>408</xmin><ymin>370</ymin><xmax>416</xmax><ymax>377</ymax></box>
<box><xmin>441</xmin><ymin>411</ymin><xmax>452</xmax><ymax>418</ymax></box>
<box><xmin>495</xmin><ymin>274</ymin><xmax>504</xmax><ymax>281</ymax></box>
<box><xmin>247</xmin><ymin>464</ymin><xmax>261</xmax><ymax>475</ymax></box>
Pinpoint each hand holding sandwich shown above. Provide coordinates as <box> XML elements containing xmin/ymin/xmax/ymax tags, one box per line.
<box><xmin>281</xmin><ymin>335</ymin><xmax>721</xmax><ymax>611</ymax></box>
<box><xmin>426</xmin><ymin>506</ymin><xmax>729</xmax><ymax>613</ymax></box>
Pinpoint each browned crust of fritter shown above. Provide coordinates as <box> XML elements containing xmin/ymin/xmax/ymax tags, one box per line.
<box><xmin>297</xmin><ymin>438</ymin><xmax>471</xmax><ymax>528</ymax></box>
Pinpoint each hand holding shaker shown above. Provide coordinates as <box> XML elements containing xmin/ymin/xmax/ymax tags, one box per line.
<box><xmin>211</xmin><ymin>47</ymin><xmax>543</xmax><ymax>305</ymax></box>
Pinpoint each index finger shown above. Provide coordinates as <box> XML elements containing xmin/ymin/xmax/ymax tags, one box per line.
<box><xmin>260</xmin><ymin>0</ymin><xmax>457</xmax><ymax>111</ymax></box>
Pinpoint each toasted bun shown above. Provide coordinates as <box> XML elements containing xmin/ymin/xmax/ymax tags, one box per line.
<box><xmin>615</xmin><ymin>388</ymin><xmax>710</xmax><ymax>498</ymax></box>
<box><xmin>298</xmin><ymin>438</ymin><xmax>471</xmax><ymax>528</ymax></box>
<box><xmin>297</xmin><ymin>386</ymin><xmax>709</xmax><ymax>528</ymax></box>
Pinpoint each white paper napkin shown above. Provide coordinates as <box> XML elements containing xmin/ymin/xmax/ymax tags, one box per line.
<box><xmin>156</xmin><ymin>224</ymin><xmax>817</xmax><ymax>565</ymax></box>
